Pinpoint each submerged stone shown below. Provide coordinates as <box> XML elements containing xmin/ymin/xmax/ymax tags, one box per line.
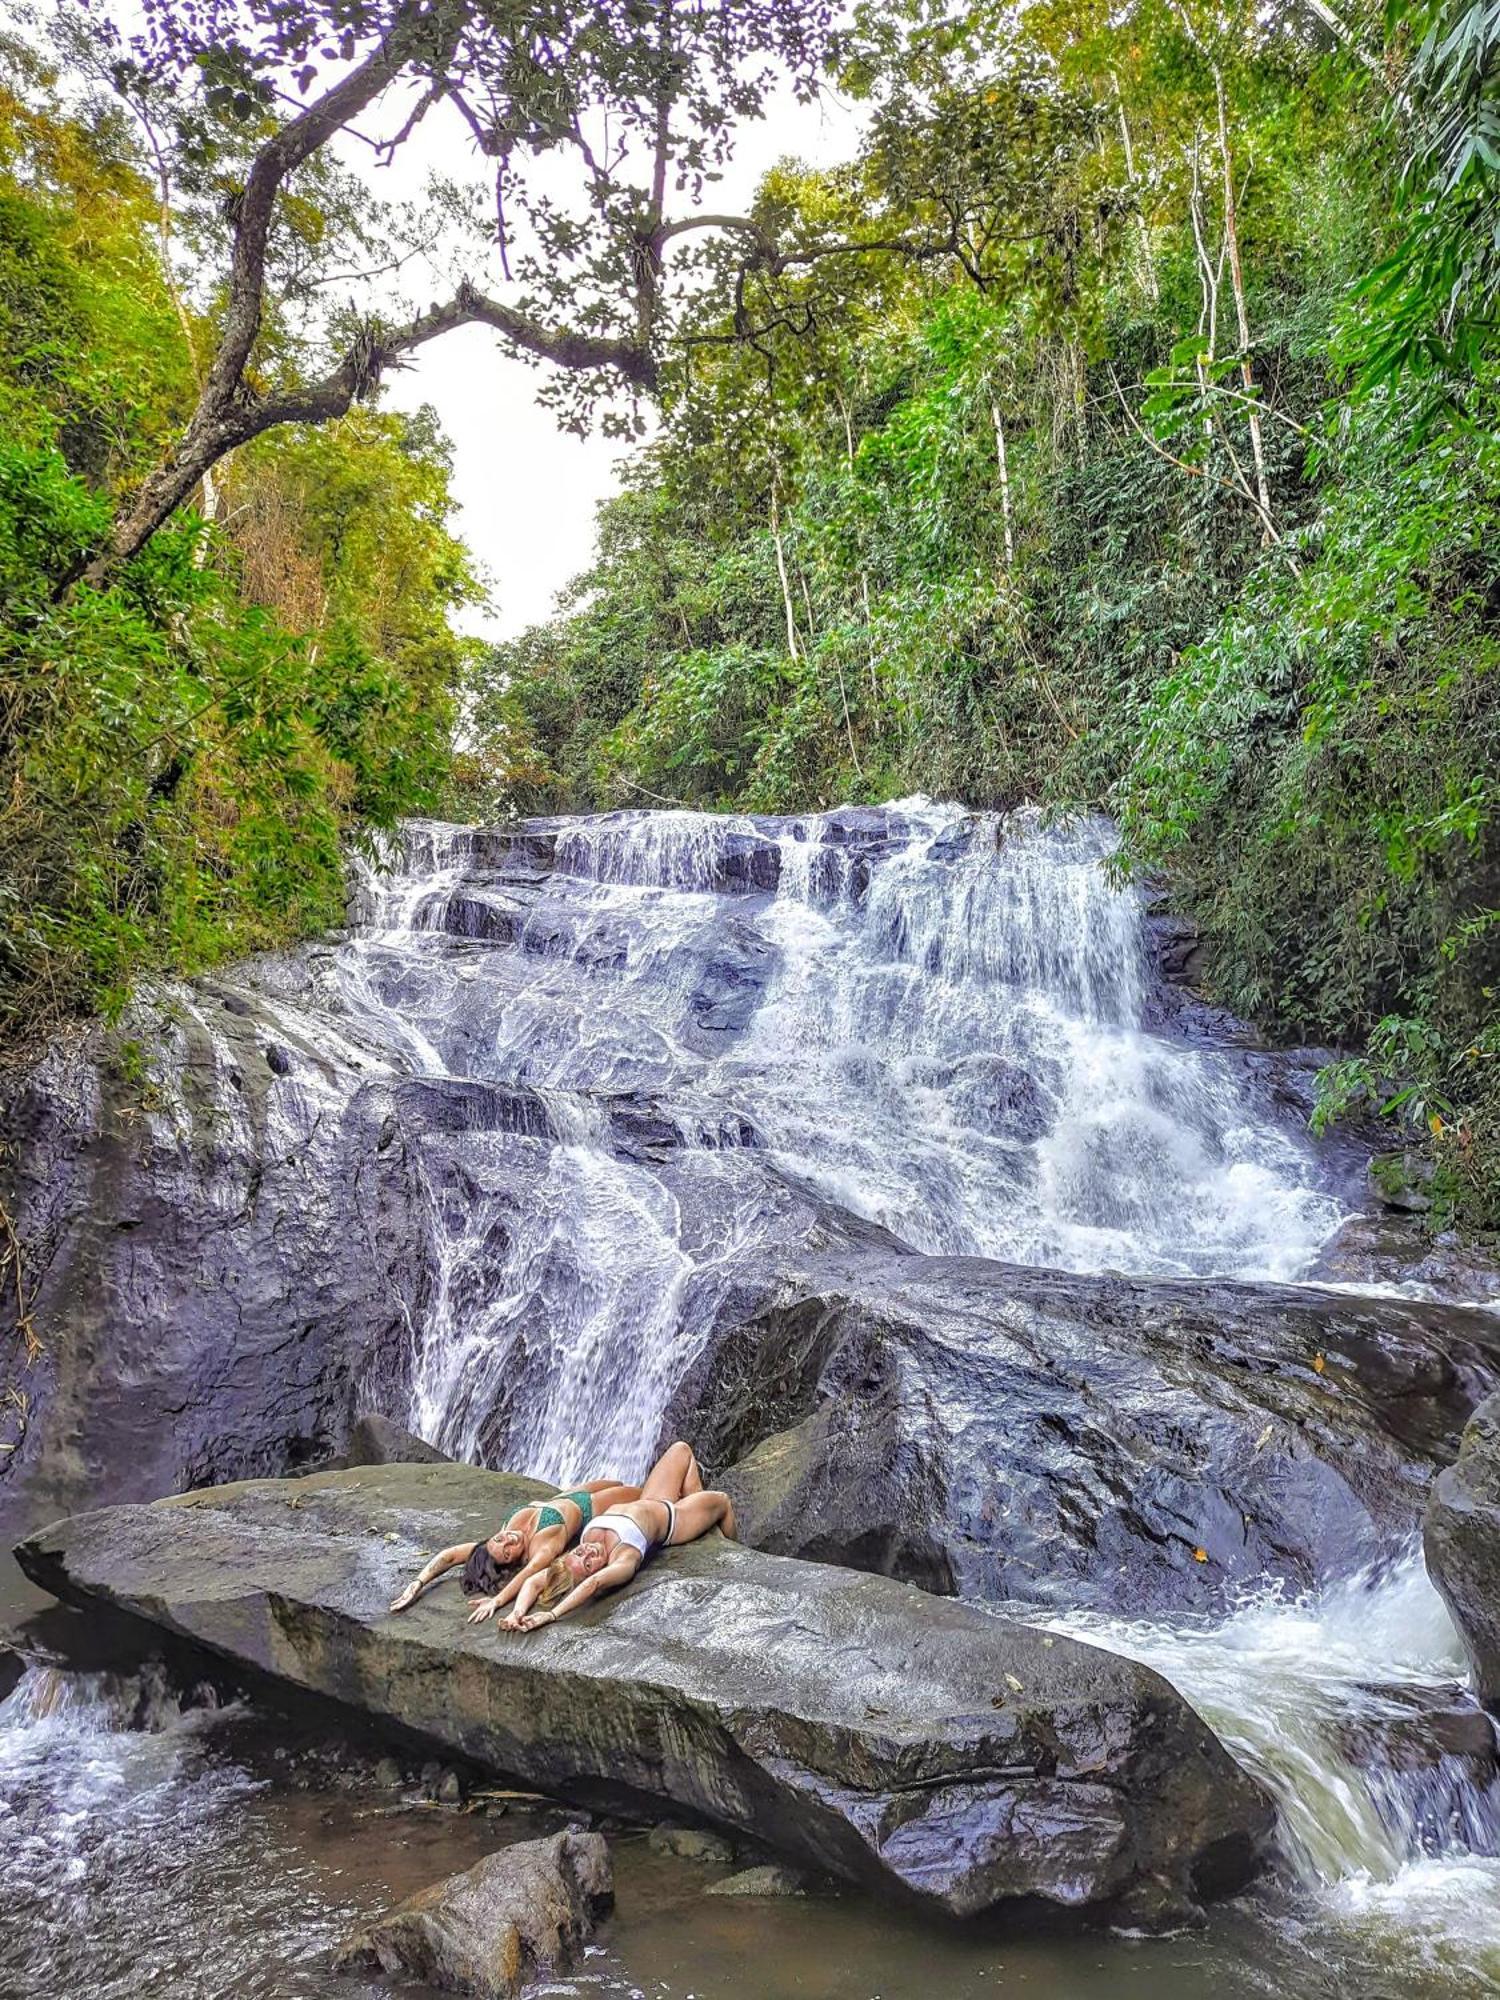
<box><xmin>17</xmin><ymin>1462</ymin><xmax>1273</xmax><ymax>1923</ymax></box>
<box><xmin>334</xmin><ymin>1829</ymin><xmax>612</xmax><ymax>1999</ymax></box>
<box><xmin>705</xmin><ymin>1864</ymin><xmax>808</xmax><ymax>1897</ymax></box>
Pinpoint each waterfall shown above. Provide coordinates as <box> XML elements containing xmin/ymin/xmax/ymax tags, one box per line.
<box><xmin>335</xmin><ymin>797</ymin><xmax>1344</xmax><ymax>1480</ymax></box>
<box><xmin>7</xmin><ymin>796</ymin><xmax>1500</xmax><ymax>1993</ymax></box>
<box><xmin>326</xmin><ymin>799</ymin><xmax>1500</xmax><ymax>1975</ymax></box>
<box><xmin>1048</xmin><ymin>1555</ymin><xmax>1500</xmax><ymax>1976</ymax></box>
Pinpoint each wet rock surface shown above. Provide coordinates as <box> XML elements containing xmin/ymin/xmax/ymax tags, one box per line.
<box><xmin>9</xmin><ymin>800</ymin><xmax>1471</xmax><ymax>1565</ymax></box>
<box><xmin>17</xmin><ymin>1462</ymin><xmax>1275</xmax><ymax>1921</ymax></box>
<box><xmin>334</xmin><ymin>1829</ymin><xmax>613</xmax><ymax>1999</ymax></box>
<box><xmin>339</xmin><ymin>1413</ymin><xmax>452</xmax><ymax>1468</ymax></box>
<box><xmin>681</xmin><ymin>1248</ymin><xmax>1500</xmax><ymax>1615</ymax></box>
<box><xmin>1426</xmin><ymin>1392</ymin><xmax>1500</xmax><ymax>1708</ymax></box>
<box><xmin>0</xmin><ymin>994</ymin><xmax>435</xmax><ymax>1544</ymax></box>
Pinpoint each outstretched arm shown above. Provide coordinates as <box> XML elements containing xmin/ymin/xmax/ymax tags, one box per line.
<box><xmin>467</xmin><ymin>1538</ymin><xmax>562</xmax><ymax>1622</ymax></box>
<box><xmin>389</xmin><ymin>1541</ymin><xmax>476</xmax><ymax>1613</ymax></box>
<box><xmin>509</xmin><ymin>1557</ymin><xmax>638</xmax><ymax>1631</ymax></box>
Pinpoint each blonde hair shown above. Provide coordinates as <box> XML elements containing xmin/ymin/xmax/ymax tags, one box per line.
<box><xmin>534</xmin><ymin>1558</ymin><xmax>576</xmax><ymax>1611</ymax></box>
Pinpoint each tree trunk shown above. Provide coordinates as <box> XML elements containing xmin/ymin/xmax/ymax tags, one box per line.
<box><xmin>990</xmin><ymin>396</ymin><xmax>1016</xmax><ymax>569</ymax></box>
<box><xmin>1112</xmin><ymin>73</ymin><xmax>1160</xmax><ymax>303</ymax></box>
<box><xmin>1214</xmin><ymin>69</ymin><xmax>1274</xmax><ymax>544</ymax></box>
<box><xmin>770</xmin><ymin>481</ymin><xmax>800</xmax><ymax>662</ymax></box>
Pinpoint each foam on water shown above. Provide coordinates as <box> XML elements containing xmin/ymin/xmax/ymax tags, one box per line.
<box><xmin>331</xmin><ymin>798</ymin><xmax>1348</xmax><ymax>1482</ymax></box>
<box><xmin>1047</xmin><ymin>1554</ymin><xmax>1500</xmax><ymax>1984</ymax></box>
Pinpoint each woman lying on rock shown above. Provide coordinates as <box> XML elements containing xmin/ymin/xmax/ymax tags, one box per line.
<box><xmin>487</xmin><ymin>1441</ymin><xmax>737</xmax><ymax>1632</ymax></box>
<box><xmin>387</xmin><ymin>1478</ymin><xmax>641</xmax><ymax>1615</ymax></box>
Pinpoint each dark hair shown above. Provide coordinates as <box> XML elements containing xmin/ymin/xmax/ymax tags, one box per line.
<box><xmin>461</xmin><ymin>1542</ymin><xmax>512</xmax><ymax>1598</ymax></box>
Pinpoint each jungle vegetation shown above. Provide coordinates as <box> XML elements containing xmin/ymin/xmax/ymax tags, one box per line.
<box><xmin>482</xmin><ymin>0</ymin><xmax>1500</xmax><ymax>1227</ymax></box>
<box><xmin>1</xmin><ymin>0</ymin><xmax>1496</xmax><ymax>1226</ymax></box>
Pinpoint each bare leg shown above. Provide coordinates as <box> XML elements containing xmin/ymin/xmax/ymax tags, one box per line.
<box><xmin>390</xmin><ymin>1541</ymin><xmax>476</xmax><ymax>1613</ymax></box>
<box><xmin>642</xmin><ymin>1442</ymin><xmax>704</xmax><ymax>1505</ymax></box>
<box><xmin>664</xmin><ymin>1490</ymin><xmax>736</xmax><ymax>1546</ymax></box>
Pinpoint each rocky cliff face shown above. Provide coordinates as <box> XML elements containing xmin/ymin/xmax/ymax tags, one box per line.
<box><xmin>4</xmin><ymin>802</ymin><xmax>1494</xmax><ymax>1609</ymax></box>
<box><xmin>1426</xmin><ymin>1392</ymin><xmax>1500</xmax><ymax>1709</ymax></box>
<box><xmin>669</xmin><ymin>1245</ymin><xmax>1500</xmax><ymax>1615</ymax></box>
<box><xmin>1</xmin><ymin>974</ymin><xmax>434</xmax><ymax>1539</ymax></box>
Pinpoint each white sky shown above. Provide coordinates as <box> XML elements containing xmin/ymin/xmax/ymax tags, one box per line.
<box><xmin>369</xmin><ymin>86</ymin><xmax>865</xmax><ymax>642</ymax></box>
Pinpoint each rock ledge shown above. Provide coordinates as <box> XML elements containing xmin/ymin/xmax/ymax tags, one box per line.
<box><xmin>17</xmin><ymin>1461</ymin><xmax>1273</xmax><ymax>1921</ymax></box>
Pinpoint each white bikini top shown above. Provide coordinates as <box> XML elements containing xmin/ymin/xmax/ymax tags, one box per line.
<box><xmin>589</xmin><ymin>1510</ymin><xmax>650</xmax><ymax>1558</ymax></box>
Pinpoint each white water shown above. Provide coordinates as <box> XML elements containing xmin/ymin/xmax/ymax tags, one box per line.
<box><xmin>1050</xmin><ymin>1555</ymin><xmax>1500</xmax><ymax>1983</ymax></box>
<box><xmin>329</xmin><ymin>798</ymin><xmax>1500</xmax><ymax>1984</ymax></box>
<box><xmin>335</xmin><ymin>799</ymin><xmax>1345</xmax><ymax>1481</ymax></box>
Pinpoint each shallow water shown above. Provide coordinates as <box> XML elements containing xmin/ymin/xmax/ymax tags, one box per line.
<box><xmin>1</xmin><ymin>1653</ymin><xmax>1494</xmax><ymax>2000</ymax></box>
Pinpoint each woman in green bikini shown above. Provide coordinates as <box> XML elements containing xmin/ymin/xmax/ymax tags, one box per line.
<box><xmin>387</xmin><ymin>1477</ymin><xmax>640</xmax><ymax>1616</ymax></box>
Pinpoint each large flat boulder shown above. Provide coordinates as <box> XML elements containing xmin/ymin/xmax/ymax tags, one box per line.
<box><xmin>16</xmin><ymin>1461</ymin><xmax>1273</xmax><ymax>1923</ymax></box>
<box><xmin>670</xmin><ymin>1249</ymin><xmax>1500</xmax><ymax>1615</ymax></box>
<box><xmin>1426</xmin><ymin>1392</ymin><xmax>1500</xmax><ymax>1709</ymax></box>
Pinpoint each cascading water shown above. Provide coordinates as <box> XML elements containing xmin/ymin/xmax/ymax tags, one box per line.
<box><xmin>324</xmin><ymin>796</ymin><xmax>1500</xmax><ymax>1986</ymax></box>
<box><xmin>1049</xmin><ymin>1555</ymin><xmax>1500</xmax><ymax>1985</ymax></box>
<box><xmin>334</xmin><ymin>798</ymin><xmax>1345</xmax><ymax>1483</ymax></box>
<box><xmin>9</xmin><ymin>795</ymin><xmax>1500</xmax><ymax>1995</ymax></box>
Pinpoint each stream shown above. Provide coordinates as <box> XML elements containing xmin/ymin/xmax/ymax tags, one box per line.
<box><xmin>4</xmin><ymin>798</ymin><xmax>1499</xmax><ymax>1996</ymax></box>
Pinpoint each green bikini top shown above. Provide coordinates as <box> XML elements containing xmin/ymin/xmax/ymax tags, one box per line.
<box><xmin>506</xmin><ymin>1489</ymin><xmax>594</xmax><ymax>1535</ymax></box>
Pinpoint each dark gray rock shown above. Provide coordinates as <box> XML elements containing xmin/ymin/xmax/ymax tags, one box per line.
<box><xmin>343</xmin><ymin>1414</ymin><xmax>451</xmax><ymax>1468</ymax></box>
<box><xmin>1311</xmin><ymin>1212</ymin><xmax>1500</xmax><ymax>1302</ymax></box>
<box><xmin>17</xmin><ymin>1461</ymin><xmax>1274</xmax><ymax>1921</ymax></box>
<box><xmin>334</xmin><ymin>1829</ymin><xmax>612</xmax><ymax>1999</ymax></box>
<box><xmin>1426</xmin><ymin>1392</ymin><xmax>1500</xmax><ymax>1709</ymax></box>
<box><xmin>0</xmin><ymin>994</ymin><xmax>436</xmax><ymax>1545</ymax></box>
<box><xmin>674</xmin><ymin>1249</ymin><xmax>1500</xmax><ymax>1616</ymax></box>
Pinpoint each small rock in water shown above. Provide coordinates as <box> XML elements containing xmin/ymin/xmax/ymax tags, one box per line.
<box><xmin>437</xmin><ymin>1768</ymin><xmax>465</xmax><ymax>1805</ymax></box>
<box><xmin>648</xmin><ymin>1825</ymin><xmax>736</xmax><ymax>1865</ymax></box>
<box><xmin>419</xmin><ymin>1758</ymin><xmax>443</xmax><ymax>1799</ymax></box>
<box><xmin>264</xmin><ymin>1043</ymin><xmax>292</xmax><ymax>1076</ymax></box>
<box><xmin>705</xmin><ymin>1865</ymin><xmax>806</xmax><ymax>1898</ymax></box>
<box><xmin>373</xmin><ymin>1755</ymin><xmax>404</xmax><ymax>1790</ymax></box>
<box><xmin>334</xmin><ymin>1830</ymin><xmax>612</xmax><ymax>1999</ymax></box>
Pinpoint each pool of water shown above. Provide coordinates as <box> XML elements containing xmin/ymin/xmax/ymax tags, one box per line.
<box><xmin>2</xmin><ymin>1643</ymin><xmax>1498</xmax><ymax>2000</ymax></box>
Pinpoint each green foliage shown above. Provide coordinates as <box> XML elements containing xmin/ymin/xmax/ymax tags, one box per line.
<box><xmin>0</xmin><ymin>54</ymin><xmax>478</xmax><ymax>1045</ymax></box>
<box><xmin>478</xmin><ymin>0</ymin><xmax>1500</xmax><ymax>1231</ymax></box>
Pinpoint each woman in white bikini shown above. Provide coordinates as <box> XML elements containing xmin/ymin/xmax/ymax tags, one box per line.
<box><xmin>480</xmin><ymin>1440</ymin><xmax>736</xmax><ymax>1632</ymax></box>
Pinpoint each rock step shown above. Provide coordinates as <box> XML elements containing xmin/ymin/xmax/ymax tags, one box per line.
<box><xmin>17</xmin><ymin>1461</ymin><xmax>1273</xmax><ymax>1924</ymax></box>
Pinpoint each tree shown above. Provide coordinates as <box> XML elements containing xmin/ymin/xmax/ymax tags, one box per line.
<box><xmin>68</xmin><ymin>0</ymin><xmax>875</xmax><ymax>583</ymax></box>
